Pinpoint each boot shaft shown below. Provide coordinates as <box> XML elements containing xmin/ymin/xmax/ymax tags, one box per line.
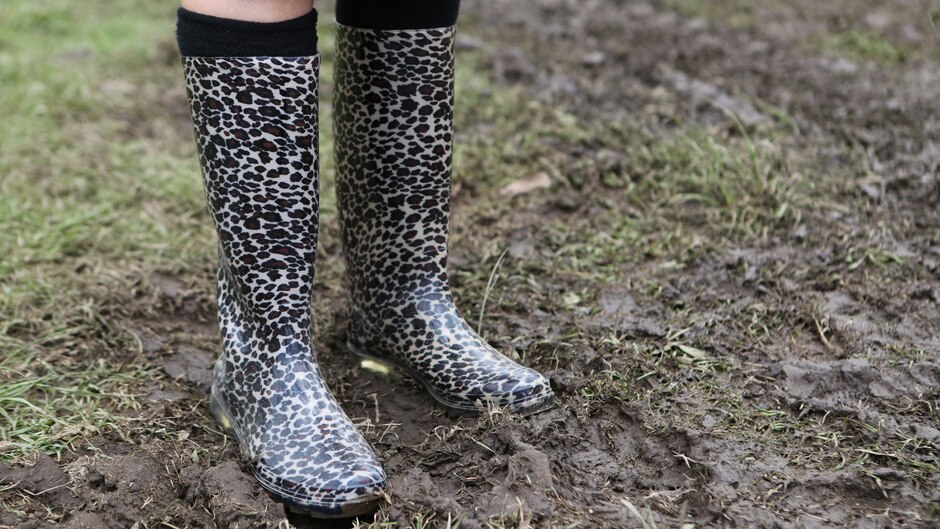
<box><xmin>184</xmin><ymin>56</ymin><xmax>321</xmax><ymax>320</ymax></box>
<box><xmin>334</xmin><ymin>25</ymin><xmax>457</xmax><ymax>314</ymax></box>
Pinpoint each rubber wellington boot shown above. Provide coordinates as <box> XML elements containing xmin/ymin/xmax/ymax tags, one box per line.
<box><xmin>182</xmin><ymin>55</ymin><xmax>386</xmax><ymax>517</ymax></box>
<box><xmin>333</xmin><ymin>25</ymin><xmax>554</xmax><ymax>415</ymax></box>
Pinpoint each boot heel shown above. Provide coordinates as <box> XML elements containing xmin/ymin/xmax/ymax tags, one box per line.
<box><xmin>209</xmin><ymin>391</ymin><xmax>235</xmax><ymax>435</ymax></box>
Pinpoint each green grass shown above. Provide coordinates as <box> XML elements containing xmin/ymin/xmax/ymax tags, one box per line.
<box><xmin>823</xmin><ymin>30</ymin><xmax>909</xmax><ymax>65</ymax></box>
<box><xmin>0</xmin><ymin>0</ymin><xmax>198</xmax><ymax>461</ymax></box>
<box><xmin>448</xmin><ymin>103</ymin><xmax>804</xmax><ymax>326</ymax></box>
<box><xmin>0</xmin><ymin>333</ymin><xmax>152</xmax><ymax>458</ymax></box>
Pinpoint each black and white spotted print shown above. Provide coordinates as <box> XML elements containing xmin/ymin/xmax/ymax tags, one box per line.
<box><xmin>334</xmin><ymin>25</ymin><xmax>555</xmax><ymax>415</ymax></box>
<box><xmin>183</xmin><ymin>55</ymin><xmax>386</xmax><ymax>517</ymax></box>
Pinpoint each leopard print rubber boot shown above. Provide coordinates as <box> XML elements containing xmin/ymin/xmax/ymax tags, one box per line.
<box><xmin>182</xmin><ymin>55</ymin><xmax>386</xmax><ymax>517</ymax></box>
<box><xmin>334</xmin><ymin>25</ymin><xmax>554</xmax><ymax>415</ymax></box>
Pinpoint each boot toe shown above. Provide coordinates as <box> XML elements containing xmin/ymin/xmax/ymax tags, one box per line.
<box><xmin>494</xmin><ymin>370</ymin><xmax>555</xmax><ymax>414</ymax></box>
<box><xmin>507</xmin><ymin>374</ymin><xmax>554</xmax><ymax>413</ymax></box>
<box><xmin>462</xmin><ymin>367</ymin><xmax>554</xmax><ymax>414</ymax></box>
<box><xmin>247</xmin><ymin>410</ymin><xmax>388</xmax><ymax>517</ymax></box>
<box><xmin>252</xmin><ymin>454</ymin><xmax>387</xmax><ymax>517</ymax></box>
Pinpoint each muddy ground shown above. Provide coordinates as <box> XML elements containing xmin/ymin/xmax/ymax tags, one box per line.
<box><xmin>2</xmin><ymin>0</ymin><xmax>938</xmax><ymax>527</ymax></box>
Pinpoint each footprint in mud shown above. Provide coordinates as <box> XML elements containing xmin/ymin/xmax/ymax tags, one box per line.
<box><xmin>477</xmin><ymin>442</ymin><xmax>555</xmax><ymax>518</ymax></box>
<box><xmin>161</xmin><ymin>347</ymin><xmax>215</xmax><ymax>392</ymax></box>
<box><xmin>773</xmin><ymin>357</ymin><xmax>936</xmax><ymax>404</ymax></box>
<box><xmin>180</xmin><ymin>460</ymin><xmax>287</xmax><ymax>528</ymax></box>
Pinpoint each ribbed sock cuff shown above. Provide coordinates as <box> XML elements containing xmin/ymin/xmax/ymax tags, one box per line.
<box><xmin>335</xmin><ymin>0</ymin><xmax>459</xmax><ymax>30</ymax></box>
<box><xmin>176</xmin><ymin>7</ymin><xmax>318</xmax><ymax>57</ymax></box>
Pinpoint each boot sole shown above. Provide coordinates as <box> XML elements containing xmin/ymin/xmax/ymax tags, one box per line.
<box><xmin>348</xmin><ymin>342</ymin><xmax>555</xmax><ymax>417</ymax></box>
<box><xmin>208</xmin><ymin>391</ymin><xmax>383</xmax><ymax>518</ymax></box>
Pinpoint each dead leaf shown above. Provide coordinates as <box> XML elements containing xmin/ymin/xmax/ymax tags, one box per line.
<box><xmin>499</xmin><ymin>172</ymin><xmax>552</xmax><ymax>197</ymax></box>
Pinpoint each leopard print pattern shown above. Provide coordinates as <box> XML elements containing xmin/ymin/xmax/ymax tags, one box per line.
<box><xmin>183</xmin><ymin>55</ymin><xmax>386</xmax><ymax>516</ymax></box>
<box><xmin>334</xmin><ymin>25</ymin><xmax>554</xmax><ymax>415</ymax></box>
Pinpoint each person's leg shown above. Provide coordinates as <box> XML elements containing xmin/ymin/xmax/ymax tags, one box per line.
<box><xmin>177</xmin><ymin>0</ymin><xmax>317</xmax><ymax>57</ymax></box>
<box><xmin>177</xmin><ymin>1</ymin><xmax>386</xmax><ymax>517</ymax></box>
<box><xmin>333</xmin><ymin>0</ymin><xmax>555</xmax><ymax>415</ymax></box>
<box><xmin>182</xmin><ymin>0</ymin><xmax>313</xmax><ymax>23</ymax></box>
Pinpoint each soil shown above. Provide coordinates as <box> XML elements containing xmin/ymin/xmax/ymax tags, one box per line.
<box><xmin>4</xmin><ymin>0</ymin><xmax>938</xmax><ymax>527</ymax></box>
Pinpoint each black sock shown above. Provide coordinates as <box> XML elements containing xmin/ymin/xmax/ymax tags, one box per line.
<box><xmin>335</xmin><ymin>0</ymin><xmax>460</xmax><ymax>30</ymax></box>
<box><xmin>176</xmin><ymin>7</ymin><xmax>318</xmax><ymax>57</ymax></box>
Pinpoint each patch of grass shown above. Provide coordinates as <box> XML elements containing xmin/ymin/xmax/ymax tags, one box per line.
<box><xmin>736</xmin><ymin>404</ymin><xmax>940</xmax><ymax>483</ymax></box>
<box><xmin>655</xmin><ymin>331</ymin><xmax>726</xmax><ymax>373</ymax></box>
<box><xmin>844</xmin><ymin>244</ymin><xmax>904</xmax><ymax>271</ymax></box>
<box><xmin>823</xmin><ymin>30</ymin><xmax>909</xmax><ymax>65</ymax></box>
<box><xmin>449</xmin><ymin>71</ymin><xmax>804</xmax><ymax>311</ymax></box>
<box><xmin>580</xmin><ymin>369</ymin><xmax>636</xmax><ymax>402</ymax></box>
<box><xmin>565</xmin><ymin>119</ymin><xmax>798</xmax><ymax>265</ymax></box>
<box><xmin>0</xmin><ymin>0</ymin><xmax>201</xmax><ymax>463</ymax></box>
<box><xmin>0</xmin><ymin>336</ymin><xmax>151</xmax><ymax>460</ymax></box>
